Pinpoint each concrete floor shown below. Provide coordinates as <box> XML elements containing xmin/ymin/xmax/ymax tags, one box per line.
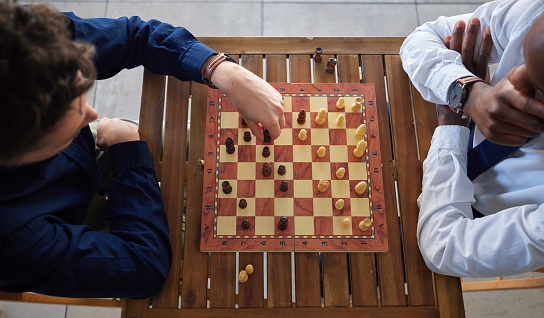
<box><xmin>3</xmin><ymin>0</ymin><xmax>544</xmax><ymax>317</ymax></box>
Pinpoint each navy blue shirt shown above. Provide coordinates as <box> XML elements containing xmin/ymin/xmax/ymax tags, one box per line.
<box><xmin>0</xmin><ymin>13</ymin><xmax>215</xmax><ymax>298</ymax></box>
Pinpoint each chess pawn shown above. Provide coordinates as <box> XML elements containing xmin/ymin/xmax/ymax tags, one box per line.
<box><xmin>297</xmin><ymin>109</ymin><xmax>306</xmax><ymax>125</ymax></box>
<box><xmin>351</xmin><ymin>97</ymin><xmax>363</xmax><ymax>112</ymax></box>
<box><xmin>354</xmin><ymin>124</ymin><xmax>366</xmax><ymax>140</ymax></box>
<box><xmin>243</xmin><ymin>130</ymin><xmax>252</xmax><ymax>142</ymax></box>
<box><xmin>277</xmin><ymin>164</ymin><xmax>286</xmax><ymax>176</ymax></box>
<box><xmin>335</xmin><ymin>199</ymin><xmax>345</xmax><ymax>210</ymax></box>
<box><xmin>315</xmin><ymin>108</ymin><xmax>327</xmax><ymax>125</ymax></box>
<box><xmin>326</xmin><ymin>58</ymin><xmax>337</xmax><ymax>74</ymax></box>
<box><xmin>222</xmin><ymin>181</ymin><xmax>232</xmax><ymax>194</ymax></box>
<box><xmin>262</xmin><ymin>146</ymin><xmax>271</xmax><ymax>158</ymax></box>
<box><xmin>239</xmin><ymin>199</ymin><xmax>248</xmax><ymax>209</ymax></box>
<box><xmin>263</xmin><ymin>128</ymin><xmax>271</xmax><ymax>143</ymax></box>
<box><xmin>336</xmin><ymin>114</ymin><xmax>345</xmax><ymax>127</ymax></box>
<box><xmin>336</xmin><ymin>167</ymin><xmax>346</xmax><ymax>179</ymax></box>
<box><xmin>317</xmin><ymin>146</ymin><xmax>326</xmax><ymax>158</ymax></box>
<box><xmin>341</xmin><ymin>218</ymin><xmax>351</xmax><ymax>229</ymax></box>
<box><xmin>359</xmin><ymin>218</ymin><xmax>372</xmax><ymax>231</ymax></box>
<box><xmin>278</xmin><ymin>216</ymin><xmax>288</xmax><ymax>230</ymax></box>
<box><xmin>280</xmin><ymin>181</ymin><xmax>289</xmax><ymax>192</ymax></box>
<box><xmin>355</xmin><ymin>181</ymin><xmax>367</xmax><ymax>195</ymax></box>
<box><xmin>317</xmin><ymin>179</ymin><xmax>329</xmax><ymax>192</ymax></box>
<box><xmin>238</xmin><ymin>270</ymin><xmax>249</xmax><ymax>283</ymax></box>
<box><xmin>314</xmin><ymin>47</ymin><xmax>322</xmax><ymax>63</ymax></box>
<box><xmin>241</xmin><ymin>117</ymin><xmax>248</xmax><ymax>126</ymax></box>
<box><xmin>262</xmin><ymin>162</ymin><xmax>272</xmax><ymax>177</ymax></box>
<box><xmin>225</xmin><ymin>136</ymin><xmax>235</xmax><ymax>154</ymax></box>
<box><xmin>242</xmin><ymin>219</ymin><xmax>250</xmax><ymax>229</ymax></box>
<box><xmin>336</xmin><ymin>97</ymin><xmax>345</xmax><ymax>109</ymax></box>
<box><xmin>245</xmin><ymin>264</ymin><xmax>254</xmax><ymax>274</ymax></box>
<box><xmin>298</xmin><ymin>129</ymin><xmax>307</xmax><ymax>141</ymax></box>
<box><xmin>353</xmin><ymin>140</ymin><xmax>367</xmax><ymax>157</ymax></box>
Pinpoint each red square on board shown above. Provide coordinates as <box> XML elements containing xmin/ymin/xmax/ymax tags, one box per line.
<box><xmin>255</xmin><ymin>198</ymin><xmax>274</xmax><ymax>216</ymax></box>
<box><xmin>293</xmin><ymin>162</ymin><xmax>312</xmax><ymax>180</ymax></box>
<box><xmin>345</xmin><ymin>112</ymin><xmax>365</xmax><ymax>129</ymax></box>
<box><xmin>220</xmin><ymin>95</ymin><xmax>237</xmax><ymax>112</ymax></box>
<box><xmin>274</xmin><ymin>216</ymin><xmax>294</xmax><ymax>236</ymax></box>
<box><xmin>331</xmin><ymin>198</ymin><xmax>351</xmax><ymax>217</ymax></box>
<box><xmin>256</xmin><ymin>162</ymin><xmax>274</xmax><ymax>180</ymax></box>
<box><xmin>217</xmin><ymin>198</ymin><xmax>237</xmax><ymax>216</ymax></box>
<box><xmin>349</xmin><ymin>179</ymin><xmax>369</xmax><ymax>198</ymax></box>
<box><xmin>237</xmin><ymin>180</ymin><xmax>256</xmax><ymax>198</ymax></box>
<box><xmin>314</xmin><ymin>216</ymin><xmax>334</xmax><ymax>236</ymax></box>
<box><xmin>274</xmin><ymin>145</ymin><xmax>293</xmax><ymax>162</ymax></box>
<box><xmin>329</xmin><ymin>129</ymin><xmax>347</xmax><ymax>145</ymax></box>
<box><xmin>330</xmin><ymin>162</ymin><xmax>349</xmax><ymax>180</ymax></box>
<box><xmin>310</xmin><ymin>112</ymin><xmax>329</xmax><ymax>129</ymax></box>
<box><xmin>292</xmin><ymin>96</ymin><xmax>310</xmax><ymax>113</ymax></box>
<box><xmin>274</xmin><ymin>180</ymin><xmax>294</xmax><ymax>198</ymax></box>
<box><xmin>238</xmin><ymin>145</ymin><xmax>256</xmax><ymax>162</ymax></box>
<box><xmin>292</xmin><ymin>128</ymin><xmax>311</xmax><ymax>146</ymax></box>
<box><xmin>294</xmin><ymin>198</ymin><xmax>314</xmax><ymax>216</ymax></box>
<box><xmin>236</xmin><ymin>216</ymin><xmax>256</xmax><ymax>236</ymax></box>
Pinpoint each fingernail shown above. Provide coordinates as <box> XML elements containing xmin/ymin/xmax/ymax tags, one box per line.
<box><xmin>470</xmin><ymin>18</ymin><xmax>478</xmax><ymax>25</ymax></box>
<box><xmin>485</xmin><ymin>27</ymin><xmax>491</xmax><ymax>35</ymax></box>
<box><xmin>456</xmin><ymin>21</ymin><xmax>464</xmax><ymax>28</ymax></box>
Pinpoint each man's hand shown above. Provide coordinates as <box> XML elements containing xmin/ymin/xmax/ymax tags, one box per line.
<box><xmin>96</xmin><ymin>117</ymin><xmax>140</xmax><ymax>150</ymax></box>
<box><xmin>210</xmin><ymin>61</ymin><xmax>285</xmax><ymax>142</ymax></box>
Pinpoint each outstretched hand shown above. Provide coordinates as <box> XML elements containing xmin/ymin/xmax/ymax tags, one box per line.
<box><xmin>210</xmin><ymin>61</ymin><xmax>285</xmax><ymax>142</ymax></box>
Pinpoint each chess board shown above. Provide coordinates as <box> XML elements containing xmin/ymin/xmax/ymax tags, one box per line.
<box><xmin>201</xmin><ymin>83</ymin><xmax>388</xmax><ymax>252</ymax></box>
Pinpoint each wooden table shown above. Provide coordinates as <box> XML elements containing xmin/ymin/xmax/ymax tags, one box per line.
<box><xmin>122</xmin><ymin>37</ymin><xmax>465</xmax><ymax>318</ymax></box>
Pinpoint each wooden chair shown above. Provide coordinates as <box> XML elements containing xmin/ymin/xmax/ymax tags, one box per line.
<box><xmin>121</xmin><ymin>37</ymin><xmax>465</xmax><ymax>318</ymax></box>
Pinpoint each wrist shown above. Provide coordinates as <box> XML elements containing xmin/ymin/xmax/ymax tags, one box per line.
<box><xmin>201</xmin><ymin>53</ymin><xmax>237</xmax><ymax>88</ymax></box>
<box><xmin>461</xmin><ymin>81</ymin><xmax>488</xmax><ymax>118</ymax></box>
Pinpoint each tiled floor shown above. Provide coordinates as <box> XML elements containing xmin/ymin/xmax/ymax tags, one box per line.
<box><xmin>5</xmin><ymin>0</ymin><xmax>544</xmax><ymax>317</ymax></box>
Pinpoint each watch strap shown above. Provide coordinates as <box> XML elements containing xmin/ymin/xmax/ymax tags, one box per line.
<box><xmin>458</xmin><ymin>76</ymin><xmax>485</xmax><ymax>86</ymax></box>
<box><xmin>202</xmin><ymin>53</ymin><xmax>235</xmax><ymax>89</ymax></box>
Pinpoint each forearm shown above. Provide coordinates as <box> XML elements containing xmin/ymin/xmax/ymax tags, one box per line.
<box><xmin>65</xmin><ymin>13</ymin><xmax>215</xmax><ymax>82</ymax></box>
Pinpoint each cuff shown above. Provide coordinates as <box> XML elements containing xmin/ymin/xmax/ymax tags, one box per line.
<box><xmin>108</xmin><ymin>141</ymin><xmax>155</xmax><ymax>174</ymax></box>
<box><xmin>431</xmin><ymin>125</ymin><xmax>470</xmax><ymax>152</ymax></box>
<box><xmin>430</xmin><ymin>63</ymin><xmax>475</xmax><ymax>103</ymax></box>
<box><xmin>181</xmin><ymin>42</ymin><xmax>216</xmax><ymax>84</ymax></box>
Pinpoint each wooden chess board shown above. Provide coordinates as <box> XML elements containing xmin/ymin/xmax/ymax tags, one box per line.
<box><xmin>201</xmin><ymin>83</ymin><xmax>388</xmax><ymax>252</ymax></box>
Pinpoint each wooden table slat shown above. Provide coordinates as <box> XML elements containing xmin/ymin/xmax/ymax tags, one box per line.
<box><xmin>152</xmin><ymin>79</ymin><xmax>190</xmax><ymax>308</ymax></box>
<box><xmin>180</xmin><ymin>82</ymin><xmax>210</xmax><ymax>308</ymax></box>
<box><xmin>385</xmin><ymin>55</ymin><xmax>434</xmax><ymax>306</ymax></box>
<box><xmin>265</xmin><ymin>54</ymin><xmax>293</xmax><ymax>308</ymax></box>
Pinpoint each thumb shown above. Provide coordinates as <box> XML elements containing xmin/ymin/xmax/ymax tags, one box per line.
<box><xmin>510</xmin><ymin>64</ymin><xmax>535</xmax><ymax>96</ymax></box>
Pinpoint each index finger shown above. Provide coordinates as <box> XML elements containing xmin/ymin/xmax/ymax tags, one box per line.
<box><xmin>475</xmin><ymin>27</ymin><xmax>493</xmax><ymax>81</ymax></box>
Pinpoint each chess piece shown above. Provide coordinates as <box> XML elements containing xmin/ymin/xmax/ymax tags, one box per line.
<box><xmin>326</xmin><ymin>58</ymin><xmax>337</xmax><ymax>74</ymax></box>
<box><xmin>262</xmin><ymin>162</ymin><xmax>272</xmax><ymax>177</ymax></box>
<box><xmin>314</xmin><ymin>47</ymin><xmax>322</xmax><ymax>62</ymax></box>
<box><xmin>243</xmin><ymin>130</ymin><xmax>252</xmax><ymax>142</ymax></box>
<box><xmin>351</xmin><ymin>97</ymin><xmax>363</xmax><ymax>112</ymax></box>
<box><xmin>278</xmin><ymin>216</ymin><xmax>288</xmax><ymax>230</ymax></box>
<box><xmin>280</xmin><ymin>181</ymin><xmax>288</xmax><ymax>192</ymax></box>
<box><xmin>238</xmin><ymin>270</ymin><xmax>248</xmax><ymax>283</ymax></box>
<box><xmin>277</xmin><ymin>164</ymin><xmax>286</xmax><ymax>176</ymax></box>
<box><xmin>242</xmin><ymin>219</ymin><xmax>250</xmax><ymax>229</ymax></box>
<box><xmin>245</xmin><ymin>264</ymin><xmax>254</xmax><ymax>274</ymax></box>
<box><xmin>315</xmin><ymin>108</ymin><xmax>327</xmax><ymax>125</ymax></box>
<box><xmin>317</xmin><ymin>146</ymin><xmax>326</xmax><ymax>158</ymax></box>
<box><xmin>297</xmin><ymin>109</ymin><xmax>306</xmax><ymax>125</ymax></box>
<box><xmin>341</xmin><ymin>218</ymin><xmax>351</xmax><ymax>229</ymax></box>
<box><xmin>262</xmin><ymin>146</ymin><xmax>271</xmax><ymax>158</ymax></box>
<box><xmin>222</xmin><ymin>181</ymin><xmax>232</xmax><ymax>194</ymax></box>
<box><xmin>298</xmin><ymin>129</ymin><xmax>307</xmax><ymax>141</ymax></box>
<box><xmin>359</xmin><ymin>218</ymin><xmax>372</xmax><ymax>231</ymax></box>
<box><xmin>317</xmin><ymin>179</ymin><xmax>329</xmax><ymax>192</ymax></box>
<box><xmin>336</xmin><ymin>114</ymin><xmax>345</xmax><ymax>127</ymax></box>
<box><xmin>263</xmin><ymin>128</ymin><xmax>271</xmax><ymax>143</ymax></box>
<box><xmin>225</xmin><ymin>136</ymin><xmax>235</xmax><ymax>154</ymax></box>
<box><xmin>336</xmin><ymin>97</ymin><xmax>345</xmax><ymax>109</ymax></box>
<box><xmin>353</xmin><ymin>140</ymin><xmax>367</xmax><ymax>157</ymax></box>
<box><xmin>239</xmin><ymin>198</ymin><xmax>247</xmax><ymax>209</ymax></box>
<box><xmin>335</xmin><ymin>199</ymin><xmax>345</xmax><ymax>210</ymax></box>
<box><xmin>354</xmin><ymin>124</ymin><xmax>366</xmax><ymax>140</ymax></box>
<box><xmin>241</xmin><ymin>117</ymin><xmax>247</xmax><ymax>126</ymax></box>
<box><xmin>336</xmin><ymin>167</ymin><xmax>346</xmax><ymax>179</ymax></box>
<box><xmin>355</xmin><ymin>181</ymin><xmax>367</xmax><ymax>195</ymax></box>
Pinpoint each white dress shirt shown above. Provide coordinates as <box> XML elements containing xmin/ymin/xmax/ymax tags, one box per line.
<box><xmin>418</xmin><ymin>126</ymin><xmax>544</xmax><ymax>277</ymax></box>
<box><xmin>402</xmin><ymin>0</ymin><xmax>544</xmax><ymax>277</ymax></box>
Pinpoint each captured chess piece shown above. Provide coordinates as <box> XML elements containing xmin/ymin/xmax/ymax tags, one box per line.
<box><xmin>335</xmin><ymin>199</ymin><xmax>345</xmax><ymax>210</ymax></box>
<box><xmin>336</xmin><ymin>114</ymin><xmax>345</xmax><ymax>127</ymax></box>
<box><xmin>245</xmin><ymin>264</ymin><xmax>254</xmax><ymax>274</ymax></box>
<box><xmin>355</xmin><ymin>181</ymin><xmax>367</xmax><ymax>195</ymax></box>
<box><xmin>241</xmin><ymin>117</ymin><xmax>247</xmax><ymax>126</ymax></box>
<box><xmin>317</xmin><ymin>179</ymin><xmax>329</xmax><ymax>192</ymax></box>
<box><xmin>359</xmin><ymin>218</ymin><xmax>372</xmax><ymax>231</ymax></box>
<box><xmin>326</xmin><ymin>58</ymin><xmax>337</xmax><ymax>74</ymax></box>
<box><xmin>239</xmin><ymin>198</ymin><xmax>247</xmax><ymax>209</ymax></box>
<box><xmin>263</xmin><ymin>128</ymin><xmax>271</xmax><ymax>143</ymax></box>
<box><xmin>315</xmin><ymin>108</ymin><xmax>327</xmax><ymax>125</ymax></box>
<box><xmin>336</xmin><ymin>167</ymin><xmax>346</xmax><ymax>179</ymax></box>
<box><xmin>317</xmin><ymin>146</ymin><xmax>326</xmax><ymax>158</ymax></box>
<box><xmin>225</xmin><ymin>136</ymin><xmax>235</xmax><ymax>154</ymax></box>
<box><xmin>341</xmin><ymin>218</ymin><xmax>351</xmax><ymax>229</ymax></box>
<box><xmin>243</xmin><ymin>130</ymin><xmax>252</xmax><ymax>142</ymax></box>
<box><xmin>262</xmin><ymin>146</ymin><xmax>271</xmax><ymax>158</ymax></box>
<box><xmin>336</xmin><ymin>97</ymin><xmax>345</xmax><ymax>109</ymax></box>
<box><xmin>314</xmin><ymin>47</ymin><xmax>322</xmax><ymax>63</ymax></box>
<box><xmin>280</xmin><ymin>181</ymin><xmax>289</xmax><ymax>192</ymax></box>
<box><xmin>262</xmin><ymin>162</ymin><xmax>272</xmax><ymax>177</ymax></box>
<box><xmin>297</xmin><ymin>109</ymin><xmax>306</xmax><ymax>125</ymax></box>
<box><xmin>222</xmin><ymin>181</ymin><xmax>232</xmax><ymax>194</ymax></box>
<box><xmin>354</xmin><ymin>124</ymin><xmax>366</xmax><ymax>140</ymax></box>
<box><xmin>277</xmin><ymin>164</ymin><xmax>286</xmax><ymax>176</ymax></box>
<box><xmin>351</xmin><ymin>97</ymin><xmax>363</xmax><ymax>112</ymax></box>
<box><xmin>298</xmin><ymin>129</ymin><xmax>307</xmax><ymax>141</ymax></box>
<box><xmin>238</xmin><ymin>270</ymin><xmax>248</xmax><ymax>283</ymax></box>
<box><xmin>242</xmin><ymin>219</ymin><xmax>250</xmax><ymax>229</ymax></box>
<box><xmin>353</xmin><ymin>140</ymin><xmax>367</xmax><ymax>157</ymax></box>
<box><xmin>278</xmin><ymin>216</ymin><xmax>288</xmax><ymax>230</ymax></box>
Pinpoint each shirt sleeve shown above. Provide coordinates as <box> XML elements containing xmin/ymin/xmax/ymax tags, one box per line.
<box><xmin>64</xmin><ymin>12</ymin><xmax>216</xmax><ymax>83</ymax></box>
<box><xmin>417</xmin><ymin>125</ymin><xmax>544</xmax><ymax>277</ymax></box>
<box><xmin>399</xmin><ymin>0</ymin><xmax>523</xmax><ymax>104</ymax></box>
<box><xmin>0</xmin><ymin>141</ymin><xmax>172</xmax><ymax>299</ymax></box>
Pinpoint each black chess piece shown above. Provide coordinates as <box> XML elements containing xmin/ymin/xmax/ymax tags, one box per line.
<box><xmin>277</xmin><ymin>164</ymin><xmax>286</xmax><ymax>176</ymax></box>
<box><xmin>239</xmin><ymin>199</ymin><xmax>247</xmax><ymax>209</ymax></box>
<box><xmin>262</xmin><ymin>162</ymin><xmax>272</xmax><ymax>177</ymax></box>
<box><xmin>241</xmin><ymin>117</ymin><xmax>247</xmax><ymax>126</ymax></box>
<box><xmin>280</xmin><ymin>181</ymin><xmax>288</xmax><ymax>192</ymax></box>
<box><xmin>314</xmin><ymin>47</ymin><xmax>322</xmax><ymax>63</ymax></box>
<box><xmin>222</xmin><ymin>181</ymin><xmax>232</xmax><ymax>194</ymax></box>
<box><xmin>262</xmin><ymin>146</ymin><xmax>270</xmax><ymax>158</ymax></box>
<box><xmin>225</xmin><ymin>137</ymin><xmax>235</xmax><ymax>154</ymax></box>
<box><xmin>297</xmin><ymin>109</ymin><xmax>306</xmax><ymax>125</ymax></box>
<box><xmin>242</xmin><ymin>219</ymin><xmax>250</xmax><ymax>229</ymax></box>
<box><xmin>278</xmin><ymin>216</ymin><xmax>288</xmax><ymax>230</ymax></box>
<box><xmin>243</xmin><ymin>130</ymin><xmax>252</xmax><ymax>142</ymax></box>
<box><xmin>263</xmin><ymin>129</ymin><xmax>271</xmax><ymax>143</ymax></box>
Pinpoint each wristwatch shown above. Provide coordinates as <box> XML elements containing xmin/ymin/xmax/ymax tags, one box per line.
<box><xmin>202</xmin><ymin>53</ymin><xmax>237</xmax><ymax>89</ymax></box>
<box><xmin>447</xmin><ymin>76</ymin><xmax>485</xmax><ymax>113</ymax></box>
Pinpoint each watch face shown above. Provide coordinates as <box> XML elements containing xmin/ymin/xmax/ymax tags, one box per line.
<box><xmin>448</xmin><ymin>84</ymin><xmax>463</xmax><ymax>108</ymax></box>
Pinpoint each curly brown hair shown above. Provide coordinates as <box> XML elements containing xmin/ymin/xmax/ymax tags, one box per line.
<box><xmin>0</xmin><ymin>3</ymin><xmax>96</xmax><ymax>164</ymax></box>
